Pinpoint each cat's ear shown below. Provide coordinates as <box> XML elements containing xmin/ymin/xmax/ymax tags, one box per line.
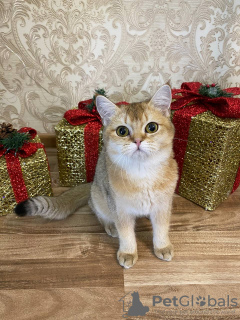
<box><xmin>96</xmin><ymin>96</ymin><xmax>117</xmax><ymax>126</ymax></box>
<box><xmin>150</xmin><ymin>85</ymin><xmax>172</xmax><ymax>117</ymax></box>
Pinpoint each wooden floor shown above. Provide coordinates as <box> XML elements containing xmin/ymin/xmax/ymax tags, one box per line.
<box><xmin>0</xmin><ymin>148</ymin><xmax>240</xmax><ymax>319</ymax></box>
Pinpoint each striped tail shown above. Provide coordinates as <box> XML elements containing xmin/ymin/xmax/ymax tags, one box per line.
<box><xmin>15</xmin><ymin>184</ymin><xmax>91</xmax><ymax>220</ymax></box>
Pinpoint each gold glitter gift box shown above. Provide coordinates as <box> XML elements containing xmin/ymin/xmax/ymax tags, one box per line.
<box><xmin>171</xmin><ymin>82</ymin><xmax>240</xmax><ymax>210</ymax></box>
<box><xmin>0</xmin><ymin>128</ymin><xmax>53</xmax><ymax>216</ymax></box>
<box><xmin>55</xmin><ymin>99</ymin><xmax>128</xmax><ymax>186</ymax></box>
<box><xmin>55</xmin><ymin>100</ymin><xmax>103</xmax><ymax>186</ymax></box>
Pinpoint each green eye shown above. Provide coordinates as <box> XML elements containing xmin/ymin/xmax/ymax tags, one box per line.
<box><xmin>116</xmin><ymin>126</ymin><xmax>129</xmax><ymax>137</ymax></box>
<box><xmin>145</xmin><ymin>122</ymin><xmax>158</xmax><ymax>133</ymax></box>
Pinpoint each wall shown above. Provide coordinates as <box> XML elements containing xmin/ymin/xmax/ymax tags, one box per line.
<box><xmin>0</xmin><ymin>0</ymin><xmax>239</xmax><ymax>133</ymax></box>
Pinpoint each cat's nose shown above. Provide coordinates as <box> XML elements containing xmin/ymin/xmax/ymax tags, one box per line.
<box><xmin>134</xmin><ymin>139</ymin><xmax>142</xmax><ymax>148</ymax></box>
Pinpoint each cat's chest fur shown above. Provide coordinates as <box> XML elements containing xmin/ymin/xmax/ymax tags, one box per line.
<box><xmin>108</xmin><ymin>161</ymin><xmax>169</xmax><ymax>216</ymax></box>
<box><xmin>120</xmin><ymin>187</ymin><xmax>159</xmax><ymax>216</ymax></box>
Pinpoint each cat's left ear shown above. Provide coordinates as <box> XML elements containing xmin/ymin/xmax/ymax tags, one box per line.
<box><xmin>96</xmin><ymin>96</ymin><xmax>117</xmax><ymax>126</ymax></box>
<box><xmin>150</xmin><ymin>85</ymin><xmax>172</xmax><ymax>117</ymax></box>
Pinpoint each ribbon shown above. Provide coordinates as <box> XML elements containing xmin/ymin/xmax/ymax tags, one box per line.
<box><xmin>0</xmin><ymin>127</ymin><xmax>45</xmax><ymax>203</ymax></box>
<box><xmin>64</xmin><ymin>99</ymin><xmax>129</xmax><ymax>182</ymax></box>
<box><xmin>171</xmin><ymin>82</ymin><xmax>240</xmax><ymax>118</ymax></box>
<box><xmin>171</xmin><ymin>82</ymin><xmax>240</xmax><ymax>193</ymax></box>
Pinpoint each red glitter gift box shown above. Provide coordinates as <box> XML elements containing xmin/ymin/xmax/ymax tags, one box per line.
<box><xmin>171</xmin><ymin>82</ymin><xmax>240</xmax><ymax>210</ymax></box>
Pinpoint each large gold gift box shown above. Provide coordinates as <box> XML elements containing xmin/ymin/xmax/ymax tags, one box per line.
<box><xmin>172</xmin><ymin>82</ymin><xmax>240</xmax><ymax>210</ymax></box>
<box><xmin>176</xmin><ymin>111</ymin><xmax>240</xmax><ymax>210</ymax></box>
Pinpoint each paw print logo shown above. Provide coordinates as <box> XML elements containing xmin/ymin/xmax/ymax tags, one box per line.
<box><xmin>196</xmin><ymin>296</ymin><xmax>206</xmax><ymax>307</ymax></box>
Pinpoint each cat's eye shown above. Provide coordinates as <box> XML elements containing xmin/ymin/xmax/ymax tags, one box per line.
<box><xmin>116</xmin><ymin>126</ymin><xmax>129</xmax><ymax>137</ymax></box>
<box><xmin>145</xmin><ymin>122</ymin><xmax>158</xmax><ymax>133</ymax></box>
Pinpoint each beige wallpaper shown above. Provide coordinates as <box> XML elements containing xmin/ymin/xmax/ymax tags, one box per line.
<box><xmin>0</xmin><ymin>0</ymin><xmax>239</xmax><ymax>133</ymax></box>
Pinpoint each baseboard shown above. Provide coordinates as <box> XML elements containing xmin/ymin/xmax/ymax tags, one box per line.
<box><xmin>39</xmin><ymin>134</ymin><xmax>56</xmax><ymax>148</ymax></box>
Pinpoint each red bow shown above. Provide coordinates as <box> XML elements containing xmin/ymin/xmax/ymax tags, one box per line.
<box><xmin>64</xmin><ymin>99</ymin><xmax>129</xmax><ymax>126</ymax></box>
<box><xmin>171</xmin><ymin>82</ymin><xmax>240</xmax><ymax>118</ymax></box>
<box><xmin>64</xmin><ymin>100</ymin><xmax>102</xmax><ymax>126</ymax></box>
<box><xmin>0</xmin><ymin>127</ymin><xmax>41</xmax><ymax>158</ymax></box>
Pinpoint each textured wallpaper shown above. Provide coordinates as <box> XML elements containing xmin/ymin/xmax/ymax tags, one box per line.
<box><xmin>0</xmin><ymin>0</ymin><xmax>239</xmax><ymax>133</ymax></box>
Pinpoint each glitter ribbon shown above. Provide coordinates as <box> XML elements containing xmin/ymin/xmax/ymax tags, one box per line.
<box><xmin>171</xmin><ymin>82</ymin><xmax>240</xmax><ymax>118</ymax></box>
<box><xmin>0</xmin><ymin>127</ymin><xmax>45</xmax><ymax>203</ymax></box>
<box><xmin>171</xmin><ymin>82</ymin><xmax>240</xmax><ymax>193</ymax></box>
<box><xmin>64</xmin><ymin>99</ymin><xmax>129</xmax><ymax>182</ymax></box>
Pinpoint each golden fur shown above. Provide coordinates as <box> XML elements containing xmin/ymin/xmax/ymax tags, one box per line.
<box><xmin>89</xmin><ymin>85</ymin><xmax>178</xmax><ymax>268</ymax></box>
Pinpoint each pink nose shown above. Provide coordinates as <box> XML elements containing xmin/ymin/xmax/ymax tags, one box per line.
<box><xmin>135</xmin><ymin>139</ymin><xmax>141</xmax><ymax>148</ymax></box>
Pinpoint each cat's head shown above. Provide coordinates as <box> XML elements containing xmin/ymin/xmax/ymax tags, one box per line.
<box><xmin>96</xmin><ymin>85</ymin><xmax>174</xmax><ymax>164</ymax></box>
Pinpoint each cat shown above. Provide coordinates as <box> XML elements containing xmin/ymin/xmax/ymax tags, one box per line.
<box><xmin>15</xmin><ymin>84</ymin><xmax>178</xmax><ymax>269</ymax></box>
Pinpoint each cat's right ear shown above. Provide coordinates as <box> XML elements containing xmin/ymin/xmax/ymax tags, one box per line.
<box><xmin>150</xmin><ymin>85</ymin><xmax>172</xmax><ymax>117</ymax></box>
<box><xmin>96</xmin><ymin>96</ymin><xmax>117</xmax><ymax>126</ymax></box>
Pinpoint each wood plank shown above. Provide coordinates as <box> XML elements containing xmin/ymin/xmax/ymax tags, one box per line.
<box><xmin>0</xmin><ymin>259</ymin><xmax>121</xmax><ymax>290</ymax></box>
<box><xmin>1</xmin><ymin>211</ymin><xmax>103</xmax><ymax>235</ymax></box>
<box><xmin>0</xmin><ymin>233</ymin><xmax>122</xmax><ymax>290</ymax></box>
<box><xmin>124</xmin><ymin>231</ymin><xmax>240</xmax><ymax>287</ymax></box>
<box><xmin>0</xmin><ymin>288</ymin><xmax>124</xmax><ymax>320</ymax></box>
<box><xmin>0</xmin><ymin>233</ymin><xmax>119</xmax><ymax>260</ymax></box>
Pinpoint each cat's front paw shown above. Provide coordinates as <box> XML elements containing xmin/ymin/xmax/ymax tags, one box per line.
<box><xmin>117</xmin><ymin>251</ymin><xmax>138</xmax><ymax>269</ymax></box>
<box><xmin>154</xmin><ymin>244</ymin><xmax>174</xmax><ymax>261</ymax></box>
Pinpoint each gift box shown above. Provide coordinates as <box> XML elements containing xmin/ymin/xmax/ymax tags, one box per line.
<box><xmin>55</xmin><ymin>99</ymin><xmax>103</xmax><ymax>186</ymax></box>
<box><xmin>0</xmin><ymin>127</ymin><xmax>53</xmax><ymax>216</ymax></box>
<box><xmin>55</xmin><ymin>98</ymin><xmax>129</xmax><ymax>186</ymax></box>
<box><xmin>171</xmin><ymin>82</ymin><xmax>240</xmax><ymax>210</ymax></box>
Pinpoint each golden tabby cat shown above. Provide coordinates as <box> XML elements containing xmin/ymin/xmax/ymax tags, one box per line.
<box><xmin>15</xmin><ymin>85</ymin><xmax>178</xmax><ymax>268</ymax></box>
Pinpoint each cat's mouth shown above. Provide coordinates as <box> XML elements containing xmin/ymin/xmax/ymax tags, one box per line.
<box><xmin>132</xmin><ymin>147</ymin><xmax>148</xmax><ymax>157</ymax></box>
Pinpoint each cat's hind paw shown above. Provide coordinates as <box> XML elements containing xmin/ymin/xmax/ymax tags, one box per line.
<box><xmin>104</xmin><ymin>223</ymin><xmax>118</xmax><ymax>238</ymax></box>
<box><xmin>117</xmin><ymin>251</ymin><xmax>138</xmax><ymax>269</ymax></box>
<box><xmin>154</xmin><ymin>244</ymin><xmax>174</xmax><ymax>262</ymax></box>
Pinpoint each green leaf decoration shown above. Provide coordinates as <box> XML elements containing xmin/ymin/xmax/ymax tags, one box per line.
<box><xmin>86</xmin><ymin>88</ymin><xmax>108</xmax><ymax>112</ymax></box>
<box><xmin>0</xmin><ymin>131</ymin><xmax>31</xmax><ymax>153</ymax></box>
<box><xmin>199</xmin><ymin>84</ymin><xmax>233</xmax><ymax>98</ymax></box>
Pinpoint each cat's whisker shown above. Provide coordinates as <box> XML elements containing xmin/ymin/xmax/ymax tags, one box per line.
<box><xmin>108</xmin><ymin>153</ymin><xmax>123</xmax><ymax>170</ymax></box>
<box><xmin>113</xmin><ymin>154</ymin><xmax>125</xmax><ymax>177</ymax></box>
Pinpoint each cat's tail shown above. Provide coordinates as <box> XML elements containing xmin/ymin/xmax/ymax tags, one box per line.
<box><xmin>14</xmin><ymin>183</ymin><xmax>91</xmax><ymax>220</ymax></box>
